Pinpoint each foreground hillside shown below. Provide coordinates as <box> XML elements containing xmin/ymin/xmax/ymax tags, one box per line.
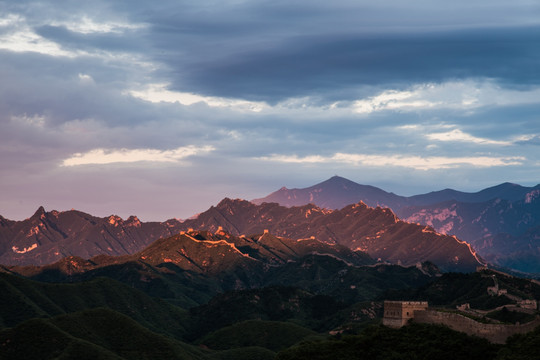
<box><xmin>1</xmin><ymin>261</ymin><xmax>540</xmax><ymax>359</ymax></box>
<box><xmin>5</xmin><ymin>312</ymin><xmax>540</xmax><ymax>360</ymax></box>
<box><xmin>0</xmin><ymin>231</ymin><xmax>443</xmax><ymax>359</ymax></box>
<box><xmin>0</xmin><ymin>308</ymin><xmax>206</xmax><ymax>360</ymax></box>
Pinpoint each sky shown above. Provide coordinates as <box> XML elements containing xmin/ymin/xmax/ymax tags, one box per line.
<box><xmin>1</xmin><ymin>0</ymin><xmax>540</xmax><ymax>221</ymax></box>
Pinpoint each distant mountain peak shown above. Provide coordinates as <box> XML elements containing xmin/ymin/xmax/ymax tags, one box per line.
<box><xmin>216</xmin><ymin>197</ymin><xmax>247</xmax><ymax>207</ymax></box>
<box><xmin>501</xmin><ymin>181</ymin><xmax>519</xmax><ymax>186</ymax></box>
<box><xmin>107</xmin><ymin>215</ymin><xmax>123</xmax><ymax>226</ymax></box>
<box><xmin>31</xmin><ymin>206</ymin><xmax>46</xmax><ymax>218</ymax></box>
<box><xmin>319</xmin><ymin>175</ymin><xmax>357</xmax><ymax>188</ymax></box>
<box><xmin>326</xmin><ymin>175</ymin><xmax>351</xmax><ymax>182</ymax></box>
<box><xmin>252</xmin><ymin>176</ymin><xmax>405</xmax><ymax>210</ymax></box>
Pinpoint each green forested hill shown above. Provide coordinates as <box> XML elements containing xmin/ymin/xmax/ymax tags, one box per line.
<box><xmin>0</xmin><ymin>273</ymin><xmax>189</xmax><ymax>338</ymax></box>
<box><xmin>1</xmin><ymin>232</ymin><xmax>540</xmax><ymax>359</ymax></box>
<box><xmin>0</xmin><ymin>308</ymin><xmax>206</xmax><ymax>360</ymax></box>
<box><xmin>381</xmin><ymin>269</ymin><xmax>540</xmax><ymax>309</ymax></box>
<box><xmin>275</xmin><ymin>323</ymin><xmax>500</xmax><ymax>360</ymax></box>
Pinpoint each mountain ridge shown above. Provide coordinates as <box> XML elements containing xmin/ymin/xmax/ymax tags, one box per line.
<box><xmin>180</xmin><ymin>198</ymin><xmax>482</xmax><ymax>272</ymax></box>
<box><xmin>0</xmin><ymin>197</ymin><xmax>482</xmax><ymax>272</ymax></box>
<box><xmin>252</xmin><ymin>176</ymin><xmax>540</xmax><ymax>273</ymax></box>
<box><xmin>253</xmin><ymin>176</ymin><xmax>540</xmax><ymax>210</ymax></box>
<box><xmin>4</xmin><ymin>228</ymin><xmax>445</xmax><ymax>311</ymax></box>
<box><xmin>0</xmin><ymin>207</ymin><xmax>184</xmax><ymax>266</ymax></box>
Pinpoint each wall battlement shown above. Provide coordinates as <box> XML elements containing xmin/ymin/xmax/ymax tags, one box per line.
<box><xmin>382</xmin><ymin>300</ymin><xmax>428</xmax><ymax>328</ymax></box>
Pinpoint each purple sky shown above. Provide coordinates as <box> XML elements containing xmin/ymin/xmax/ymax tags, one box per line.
<box><xmin>1</xmin><ymin>1</ymin><xmax>540</xmax><ymax>221</ymax></box>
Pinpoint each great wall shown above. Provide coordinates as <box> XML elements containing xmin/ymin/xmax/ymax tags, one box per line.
<box><xmin>383</xmin><ymin>300</ymin><xmax>540</xmax><ymax>344</ymax></box>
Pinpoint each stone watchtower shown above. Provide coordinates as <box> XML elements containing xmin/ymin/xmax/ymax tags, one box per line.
<box><xmin>383</xmin><ymin>301</ymin><xmax>429</xmax><ymax>328</ymax></box>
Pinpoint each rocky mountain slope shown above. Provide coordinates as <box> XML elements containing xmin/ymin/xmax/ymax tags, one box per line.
<box><xmin>180</xmin><ymin>199</ymin><xmax>482</xmax><ymax>272</ymax></box>
<box><xmin>254</xmin><ymin>176</ymin><xmax>540</xmax><ymax>273</ymax></box>
<box><xmin>5</xmin><ymin>229</ymin><xmax>373</xmax><ymax>297</ymax></box>
<box><xmin>0</xmin><ymin>206</ymin><xmax>184</xmax><ymax>265</ymax></box>
<box><xmin>398</xmin><ymin>193</ymin><xmax>540</xmax><ymax>273</ymax></box>
<box><xmin>0</xmin><ymin>198</ymin><xmax>482</xmax><ymax>272</ymax></box>
<box><xmin>2</xmin><ymin>229</ymin><xmax>439</xmax><ymax>310</ymax></box>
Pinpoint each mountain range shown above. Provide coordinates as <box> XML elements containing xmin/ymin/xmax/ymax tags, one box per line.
<box><xmin>0</xmin><ymin>206</ymin><xmax>183</xmax><ymax>265</ymax></box>
<box><xmin>252</xmin><ymin>175</ymin><xmax>540</xmax><ymax>210</ymax></box>
<box><xmin>1</xmin><ymin>175</ymin><xmax>538</xmax><ymax>273</ymax></box>
<box><xmin>0</xmin><ymin>198</ymin><xmax>482</xmax><ymax>272</ymax></box>
<box><xmin>180</xmin><ymin>198</ymin><xmax>482</xmax><ymax>272</ymax></box>
<box><xmin>254</xmin><ymin>176</ymin><xmax>540</xmax><ymax>273</ymax></box>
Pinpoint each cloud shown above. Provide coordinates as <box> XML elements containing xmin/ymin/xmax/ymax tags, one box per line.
<box><xmin>128</xmin><ymin>83</ymin><xmax>268</xmax><ymax>112</ymax></box>
<box><xmin>127</xmin><ymin>78</ymin><xmax>540</xmax><ymax>119</ymax></box>
<box><xmin>10</xmin><ymin>113</ymin><xmax>46</xmax><ymax>128</ymax></box>
<box><xmin>0</xmin><ymin>12</ymin><xmax>150</xmax><ymax>70</ymax></box>
<box><xmin>426</xmin><ymin>129</ymin><xmax>512</xmax><ymax>146</ymax></box>
<box><xmin>0</xmin><ymin>26</ymin><xmax>78</xmax><ymax>57</ymax></box>
<box><xmin>158</xmin><ymin>27</ymin><xmax>540</xmax><ymax>102</ymax></box>
<box><xmin>515</xmin><ymin>134</ymin><xmax>540</xmax><ymax>146</ymax></box>
<box><xmin>0</xmin><ymin>13</ymin><xmax>23</xmax><ymax>27</ymax></box>
<box><xmin>353</xmin><ymin>89</ymin><xmax>435</xmax><ymax>114</ymax></box>
<box><xmin>258</xmin><ymin>153</ymin><xmax>525</xmax><ymax>171</ymax></box>
<box><xmin>62</xmin><ymin>145</ymin><xmax>214</xmax><ymax>166</ymax></box>
<box><xmin>50</xmin><ymin>16</ymin><xmax>146</xmax><ymax>35</ymax></box>
<box><xmin>352</xmin><ymin>80</ymin><xmax>540</xmax><ymax>114</ymax></box>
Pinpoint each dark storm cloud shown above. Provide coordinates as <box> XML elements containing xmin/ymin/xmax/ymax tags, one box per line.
<box><xmin>4</xmin><ymin>0</ymin><xmax>540</xmax><ymax>104</ymax></box>
<box><xmin>34</xmin><ymin>24</ymin><xmax>147</xmax><ymax>53</ymax></box>
<box><xmin>156</xmin><ymin>27</ymin><xmax>540</xmax><ymax>102</ymax></box>
<box><xmin>70</xmin><ymin>0</ymin><xmax>537</xmax><ymax>103</ymax></box>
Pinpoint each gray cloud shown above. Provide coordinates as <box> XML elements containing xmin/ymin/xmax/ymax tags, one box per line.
<box><xmin>156</xmin><ymin>27</ymin><xmax>540</xmax><ymax>103</ymax></box>
<box><xmin>34</xmin><ymin>24</ymin><xmax>147</xmax><ymax>53</ymax></box>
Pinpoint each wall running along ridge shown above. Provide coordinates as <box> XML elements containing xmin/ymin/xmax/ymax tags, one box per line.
<box><xmin>383</xmin><ymin>301</ymin><xmax>540</xmax><ymax>344</ymax></box>
<box><xmin>413</xmin><ymin>309</ymin><xmax>540</xmax><ymax>344</ymax></box>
